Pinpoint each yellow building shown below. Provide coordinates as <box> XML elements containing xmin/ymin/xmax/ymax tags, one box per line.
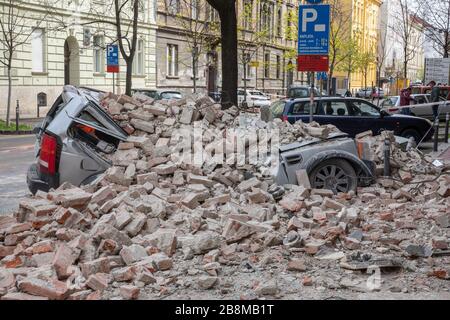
<box><xmin>334</xmin><ymin>0</ymin><xmax>382</xmax><ymax>93</ymax></box>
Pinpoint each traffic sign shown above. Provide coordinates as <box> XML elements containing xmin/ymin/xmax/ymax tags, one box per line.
<box><xmin>317</xmin><ymin>72</ymin><xmax>328</xmax><ymax>81</ymax></box>
<box><xmin>107</xmin><ymin>44</ymin><xmax>119</xmax><ymax>73</ymax></box>
<box><xmin>298</xmin><ymin>4</ymin><xmax>330</xmax><ymax>55</ymax></box>
<box><xmin>297</xmin><ymin>55</ymin><xmax>329</xmax><ymax>72</ymax></box>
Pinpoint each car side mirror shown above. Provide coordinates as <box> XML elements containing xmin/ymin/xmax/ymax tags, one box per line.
<box><xmin>380</xmin><ymin>110</ymin><xmax>389</xmax><ymax>118</ymax></box>
<box><xmin>32</xmin><ymin>126</ymin><xmax>41</xmax><ymax>135</ymax></box>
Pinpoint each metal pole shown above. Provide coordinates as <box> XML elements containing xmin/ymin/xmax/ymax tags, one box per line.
<box><xmin>445</xmin><ymin>113</ymin><xmax>449</xmax><ymax>144</ymax></box>
<box><xmin>433</xmin><ymin>118</ymin><xmax>439</xmax><ymax>152</ymax></box>
<box><xmin>310</xmin><ymin>72</ymin><xmax>315</xmax><ymax>123</ymax></box>
<box><xmin>37</xmin><ymin>103</ymin><xmax>39</xmax><ymax>119</ymax></box>
<box><xmin>16</xmin><ymin>100</ymin><xmax>19</xmax><ymax>133</ymax></box>
<box><xmin>113</xmin><ymin>73</ymin><xmax>115</xmax><ymax>95</ymax></box>
<box><xmin>383</xmin><ymin>138</ymin><xmax>391</xmax><ymax>177</ymax></box>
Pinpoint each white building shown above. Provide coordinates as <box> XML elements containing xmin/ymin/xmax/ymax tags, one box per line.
<box><xmin>0</xmin><ymin>0</ymin><xmax>157</xmax><ymax>119</ymax></box>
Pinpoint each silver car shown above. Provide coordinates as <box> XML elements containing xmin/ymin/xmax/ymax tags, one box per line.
<box><xmin>381</xmin><ymin>94</ymin><xmax>450</xmax><ymax>120</ymax></box>
<box><xmin>275</xmin><ymin>133</ymin><xmax>374</xmax><ymax>193</ymax></box>
<box><xmin>27</xmin><ymin>86</ymin><xmax>128</xmax><ymax>194</ymax></box>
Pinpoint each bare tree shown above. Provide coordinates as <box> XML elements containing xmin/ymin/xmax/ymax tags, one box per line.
<box><xmin>391</xmin><ymin>0</ymin><xmax>423</xmax><ymax>79</ymax></box>
<box><xmin>327</xmin><ymin>0</ymin><xmax>352</xmax><ymax>95</ymax></box>
<box><xmin>206</xmin><ymin>0</ymin><xmax>238</xmax><ymax>106</ymax></box>
<box><xmin>0</xmin><ymin>0</ymin><xmax>56</xmax><ymax>126</ymax></box>
<box><xmin>376</xmin><ymin>18</ymin><xmax>390</xmax><ymax>88</ymax></box>
<box><xmin>52</xmin><ymin>0</ymin><xmax>142</xmax><ymax>96</ymax></box>
<box><xmin>417</xmin><ymin>0</ymin><xmax>450</xmax><ymax>58</ymax></box>
<box><xmin>169</xmin><ymin>0</ymin><xmax>220</xmax><ymax>93</ymax></box>
<box><xmin>358</xmin><ymin>49</ymin><xmax>376</xmax><ymax>90</ymax></box>
<box><xmin>238</xmin><ymin>0</ymin><xmax>268</xmax><ymax>103</ymax></box>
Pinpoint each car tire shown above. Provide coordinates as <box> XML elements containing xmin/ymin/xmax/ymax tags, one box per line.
<box><xmin>401</xmin><ymin>129</ymin><xmax>421</xmax><ymax>143</ymax></box>
<box><xmin>309</xmin><ymin>159</ymin><xmax>357</xmax><ymax>194</ymax></box>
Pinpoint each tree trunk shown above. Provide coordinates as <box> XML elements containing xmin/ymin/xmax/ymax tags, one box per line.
<box><xmin>328</xmin><ymin>67</ymin><xmax>334</xmax><ymax>96</ymax></box>
<box><xmin>193</xmin><ymin>52</ymin><xmax>197</xmax><ymax>93</ymax></box>
<box><xmin>125</xmin><ymin>60</ymin><xmax>133</xmax><ymax>96</ymax></box>
<box><xmin>217</xmin><ymin>3</ymin><xmax>238</xmax><ymax>106</ymax></box>
<box><xmin>243</xmin><ymin>59</ymin><xmax>247</xmax><ymax>107</ymax></box>
<box><xmin>6</xmin><ymin>65</ymin><xmax>12</xmax><ymax>127</ymax></box>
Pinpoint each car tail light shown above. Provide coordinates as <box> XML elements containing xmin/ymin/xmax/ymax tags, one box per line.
<box><xmin>388</xmin><ymin>108</ymin><xmax>399</xmax><ymax>112</ymax></box>
<box><xmin>282</xmin><ymin>115</ymin><xmax>288</xmax><ymax>122</ymax></box>
<box><xmin>39</xmin><ymin>133</ymin><xmax>57</xmax><ymax>175</ymax></box>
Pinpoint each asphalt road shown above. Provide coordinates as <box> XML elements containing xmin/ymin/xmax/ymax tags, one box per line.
<box><xmin>0</xmin><ymin>135</ymin><xmax>35</xmax><ymax>215</ymax></box>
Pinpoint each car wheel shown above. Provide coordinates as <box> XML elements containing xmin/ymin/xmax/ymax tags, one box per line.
<box><xmin>309</xmin><ymin>159</ymin><xmax>357</xmax><ymax>194</ymax></box>
<box><xmin>401</xmin><ymin>129</ymin><xmax>421</xmax><ymax>143</ymax></box>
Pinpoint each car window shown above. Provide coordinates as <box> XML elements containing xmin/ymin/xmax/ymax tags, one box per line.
<box><xmin>290</xmin><ymin>101</ymin><xmax>318</xmax><ymax>115</ymax></box>
<box><xmin>160</xmin><ymin>92</ymin><xmax>182</xmax><ymax>100</ymax></box>
<box><xmin>138</xmin><ymin>90</ymin><xmax>157</xmax><ymax>99</ymax></box>
<box><xmin>320</xmin><ymin>101</ymin><xmax>349</xmax><ymax>116</ymax></box>
<box><xmin>250</xmin><ymin>91</ymin><xmax>264</xmax><ymax>96</ymax></box>
<box><xmin>289</xmin><ymin>88</ymin><xmax>309</xmax><ymax>98</ymax></box>
<box><xmin>237</xmin><ymin>90</ymin><xmax>245</xmax><ymax>96</ymax></box>
<box><xmin>350</xmin><ymin>101</ymin><xmax>380</xmax><ymax>117</ymax></box>
<box><xmin>414</xmin><ymin>96</ymin><xmax>427</xmax><ymax>104</ymax></box>
<box><xmin>270</xmin><ymin>101</ymin><xmax>286</xmax><ymax>118</ymax></box>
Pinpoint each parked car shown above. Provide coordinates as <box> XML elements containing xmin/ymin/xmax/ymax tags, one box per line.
<box><xmin>275</xmin><ymin>133</ymin><xmax>374</xmax><ymax>193</ymax></box>
<box><xmin>27</xmin><ymin>86</ymin><xmax>128</xmax><ymax>194</ymax></box>
<box><xmin>270</xmin><ymin>97</ymin><xmax>434</xmax><ymax>143</ymax></box>
<box><xmin>132</xmin><ymin>88</ymin><xmax>183</xmax><ymax>100</ymax></box>
<box><xmin>355</xmin><ymin>87</ymin><xmax>383</xmax><ymax>99</ymax></box>
<box><xmin>411</xmin><ymin>85</ymin><xmax>450</xmax><ymax>100</ymax></box>
<box><xmin>381</xmin><ymin>94</ymin><xmax>450</xmax><ymax>121</ymax></box>
<box><xmin>287</xmin><ymin>86</ymin><xmax>322</xmax><ymax>99</ymax></box>
<box><xmin>237</xmin><ymin>89</ymin><xmax>271</xmax><ymax>108</ymax></box>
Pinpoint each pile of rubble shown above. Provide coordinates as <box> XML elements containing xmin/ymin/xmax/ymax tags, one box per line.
<box><xmin>0</xmin><ymin>93</ymin><xmax>449</xmax><ymax>300</ymax></box>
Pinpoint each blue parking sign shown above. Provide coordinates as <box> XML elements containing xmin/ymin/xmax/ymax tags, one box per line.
<box><xmin>107</xmin><ymin>45</ymin><xmax>119</xmax><ymax>73</ymax></box>
<box><xmin>298</xmin><ymin>5</ymin><xmax>330</xmax><ymax>55</ymax></box>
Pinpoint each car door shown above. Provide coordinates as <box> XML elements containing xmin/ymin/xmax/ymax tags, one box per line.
<box><xmin>286</xmin><ymin>100</ymin><xmax>319</xmax><ymax>124</ymax></box>
<box><xmin>314</xmin><ymin>100</ymin><xmax>356</xmax><ymax>136</ymax></box>
<box><xmin>347</xmin><ymin>100</ymin><xmax>384</xmax><ymax>135</ymax></box>
<box><xmin>411</xmin><ymin>95</ymin><xmax>428</xmax><ymax>118</ymax></box>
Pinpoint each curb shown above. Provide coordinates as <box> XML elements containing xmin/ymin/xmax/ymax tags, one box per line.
<box><xmin>0</xmin><ymin>130</ymin><xmax>34</xmax><ymax>135</ymax></box>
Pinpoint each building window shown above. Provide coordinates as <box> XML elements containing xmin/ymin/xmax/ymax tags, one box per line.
<box><xmin>264</xmin><ymin>52</ymin><xmax>270</xmax><ymax>78</ymax></box>
<box><xmin>32</xmin><ymin>29</ymin><xmax>45</xmax><ymax>73</ymax></box>
<box><xmin>277</xmin><ymin>7</ymin><xmax>282</xmax><ymax>37</ymax></box>
<box><xmin>191</xmin><ymin>0</ymin><xmax>199</xmax><ymax>20</ymax></box>
<box><xmin>276</xmin><ymin>55</ymin><xmax>281</xmax><ymax>79</ymax></box>
<box><xmin>243</xmin><ymin>53</ymin><xmax>251</xmax><ymax>78</ymax></box>
<box><xmin>261</xmin><ymin>2</ymin><xmax>270</xmax><ymax>33</ymax></box>
<box><xmin>168</xmin><ymin>0</ymin><xmax>180</xmax><ymax>14</ymax></box>
<box><xmin>206</xmin><ymin>4</ymin><xmax>218</xmax><ymax>21</ymax></box>
<box><xmin>243</xmin><ymin>0</ymin><xmax>253</xmax><ymax>29</ymax></box>
<box><xmin>93</xmin><ymin>35</ymin><xmax>104</xmax><ymax>73</ymax></box>
<box><xmin>133</xmin><ymin>40</ymin><xmax>144</xmax><ymax>75</ymax></box>
<box><xmin>167</xmin><ymin>44</ymin><xmax>178</xmax><ymax>77</ymax></box>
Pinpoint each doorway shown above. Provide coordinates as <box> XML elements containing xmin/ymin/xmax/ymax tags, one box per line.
<box><xmin>64</xmin><ymin>36</ymin><xmax>80</xmax><ymax>86</ymax></box>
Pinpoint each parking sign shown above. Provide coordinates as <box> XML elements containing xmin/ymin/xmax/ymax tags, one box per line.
<box><xmin>298</xmin><ymin>5</ymin><xmax>330</xmax><ymax>55</ymax></box>
<box><xmin>107</xmin><ymin>45</ymin><xmax>119</xmax><ymax>73</ymax></box>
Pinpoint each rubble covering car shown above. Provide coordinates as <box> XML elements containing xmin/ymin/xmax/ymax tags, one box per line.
<box><xmin>27</xmin><ymin>86</ymin><xmax>375</xmax><ymax>195</ymax></box>
<box><xmin>1</xmin><ymin>88</ymin><xmax>449</xmax><ymax>301</ymax></box>
<box><xmin>27</xmin><ymin>86</ymin><xmax>128</xmax><ymax>195</ymax></box>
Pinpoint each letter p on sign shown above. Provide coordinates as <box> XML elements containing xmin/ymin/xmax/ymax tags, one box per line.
<box><xmin>302</xmin><ymin>8</ymin><xmax>326</xmax><ymax>32</ymax></box>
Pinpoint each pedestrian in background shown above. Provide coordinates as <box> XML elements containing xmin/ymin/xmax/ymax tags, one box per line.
<box><xmin>428</xmin><ymin>81</ymin><xmax>440</xmax><ymax>120</ymax></box>
<box><xmin>400</xmin><ymin>87</ymin><xmax>413</xmax><ymax>115</ymax></box>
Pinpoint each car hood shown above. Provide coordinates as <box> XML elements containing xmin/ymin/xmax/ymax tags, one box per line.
<box><xmin>279</xmin><ymin>132</ymin><xmax>350</xmax><ymax>153</ymax></box>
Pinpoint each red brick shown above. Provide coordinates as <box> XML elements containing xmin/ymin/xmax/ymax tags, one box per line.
<box><xmin>0</xmin><ymin>245</ymin><xmax>15</xmax><ymax>258</ymax></box>
<box><xmin>1</xmin><ymin>292</ymin><xmax>49</xmax><ymax>300</ymax></box>
<box><xmin>52</xmin><ymin>243</ymin><xmax>76</xmax><ymax>280</ymax></box>
<box><xmin>120</xmin><ymin>285</ymin><xmax>140</xmax><ymax>300</ymax></box>
<box><xmin>5</xmin><ymin>223</ymin><xmax>32</xmax><ymax>235</ymax></box>
<box><xmin>31</xmin><ymin>240</ymin><xmax>55</xmax><ymax>255</ymax></box>
<box><xmin>18</xmin><ymin>277</ymin><xmax>69</xmax><ymax>300</ymax></box>
<box><xmin>86</xmin><ymin>273</ymin><xmax>110</xmax><ymax>291</ymax></box>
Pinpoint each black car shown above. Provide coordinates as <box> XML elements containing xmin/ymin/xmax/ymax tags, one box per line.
<box><xmin>270</xmin><ymin>97</ymin><xmax>434</xmax><ymax>142</ymax></box>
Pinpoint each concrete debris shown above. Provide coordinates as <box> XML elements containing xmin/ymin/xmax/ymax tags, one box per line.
<box><xmin>1</xmin><ymin>92</ymin><xmax>449</xmax><ymax>300</ymax></box>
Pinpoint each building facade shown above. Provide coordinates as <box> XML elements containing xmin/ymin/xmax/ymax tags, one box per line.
<box><xmin>331</xmin><ymin>0</ymin><xmax>382</xmax><ymax>93</ymax></box>
<box><xmin>380</xmin><ymin>0</ymin><xmax>425</xmax><ymax>94</ymax></box>
<box><xmin>156</xmin><ymin>0</ymin><xmax>300</xmax><ymax>97</ymax></box>
<box><xmin>0</xmin><ymin>0</ymin><xmax>157</xmax><ymax>119</ymax></box>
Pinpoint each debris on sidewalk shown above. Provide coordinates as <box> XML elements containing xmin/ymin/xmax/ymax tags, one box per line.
<box><xmin>1</xmin><ymin>93</ymin><xmax>449</xmax><ymax>300</ymax></box>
